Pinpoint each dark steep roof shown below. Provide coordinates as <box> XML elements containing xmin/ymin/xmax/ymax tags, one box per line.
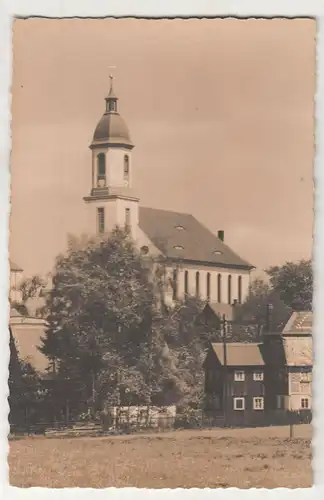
<box><xmin>139</xmin><ymin>207</ymin><xmax>253</xmax><ymax>269</ymax></box>
<box><xmin>92</xmin><ymin>112</ymin><xmax>133</xmax><ymax>147</ymax></box>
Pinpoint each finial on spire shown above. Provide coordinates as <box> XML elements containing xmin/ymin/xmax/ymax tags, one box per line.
<box><xmin>105</xmin><ymin>67</ymin><xmax>118</xmax><ymax>112</ymax></box>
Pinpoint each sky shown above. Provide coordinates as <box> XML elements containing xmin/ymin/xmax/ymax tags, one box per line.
<box><xmin>10</xmin><ymin>18</ymin><xmax>315</xmax><ymax>278</ymax></box>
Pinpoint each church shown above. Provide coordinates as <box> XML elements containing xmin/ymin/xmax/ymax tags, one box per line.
<box><xmin>8</xmin><ymin>77</ymin><xmax>255</xmax><ymax>377</ymax></box>
<box><xmin>82</xmin><ymin>77</ymin><xmax>254</xmax><ymax>319</ymax></box>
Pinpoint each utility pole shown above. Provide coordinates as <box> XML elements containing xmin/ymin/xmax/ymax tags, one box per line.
<box><xmin>222</xmin><ymin>314</ymin><xmax>228</xmax><ymax>427</ymax></box>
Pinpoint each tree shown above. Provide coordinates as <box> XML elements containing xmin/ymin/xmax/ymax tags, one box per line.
<box><xmin>39</xmin><ymin>228</ymin><xmax>219</xmax><ymax>419</ymax></box>
<box><xmin>10</xmin><ymin>275</ymin><xmax>47</xmax><ymax>317</ymax></box>
<box><xmin>40</xmin><ymin>228</ymin><xmax>185</xmax><ymax>417</ymax></box>
<box><xmin>234</xmin><ymin>278</ymin><xmax>291</xmax><ymax>334</ymax></box>
<box><xmin>8</xmin><ymin>327</ymin><xmax>44</xmax><ymax>430</ymax></box>
<box><xmin>267</xmin><ymin>259</ymin><xmax>312</xmax><ymax>311</ymax></box>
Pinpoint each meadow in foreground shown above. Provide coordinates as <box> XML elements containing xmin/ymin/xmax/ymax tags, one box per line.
<box><xmin>9</xmin><ymin>424</ymin><xmax>312</xmax><ymax>489</ymax></box>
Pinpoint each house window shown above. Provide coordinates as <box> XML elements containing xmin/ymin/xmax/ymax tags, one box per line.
<box><xmin>172</xmin><ymin>268</ymin><xmax>178</xmax><ymax>301</ymax></box>
<box><xmin>97</xmin><ymin>153</ymin><xmax>106</xmax><ymax>186</ymax></box>
<box><xmin>97</xmin><ymin>207</ymin><xmax>105</xmax><ymax>234</ymax></box>
<box><xmin>233</xmin><ymin>397</ymin><xmax>245</xmax><ymax>410</ymax></box>
<box><xmin>228</xmin><ymin>275</ymin><xmax>232</xmax><ymax>304</ymax></box>
<box><xmin>234</xmin><ymin>370</ymin><xmax>245</xmax><ymax>382</ymax></box>
<box><xmin>253</xmin><ymin>371</ymin><xmax>264</xmax><ymax>381</ymax></box>
<box><xmin>195</xmin><ymin>271</ymin><xmax>200</xmax><ymax>297</ymax></box>
<box><xmin>124</xmin><ymin>155</ymin><xmax>129</xmax><ymax>180</ymax></box>
<box><xmin>301</xmin><ymin>398</ymin><xmax>310</xmax><ymax>409</ymax></box>
<box><xmin>276</xmin><ymin>395</ymin><xmax>285</xmax><ymax>410</ymax></box>
<box><xmin>125</xmin><ymin>208</ymin><xmax>131</xmax><ymax>228</ymax></box>
<box><xmin>184</xmin><ymin>270</ymin><xmax>189</xmax><ymax>296</ymax></box>
<box><xmin>206</xmin><ymin>272</ymin><xmax>211</xmax><ymax>301</ymax></box>
<box><xmin>253</xmin><ymin>397</ymin><xmax>264</xmax><ymax>410</ymax></box>
<box><xmin>238</xmin><ymin>276</ymin><xmax>242</xmax><ymax>304</ymax></box>
<box><xmin>300</xmin><ymin>371</ymin><xmax>312</xmax><ymax>383</ymax></box>
<box><xmin>217</xmin><ymin>274</ymin><xmax>222</xmax><ymax>303</ymax></box>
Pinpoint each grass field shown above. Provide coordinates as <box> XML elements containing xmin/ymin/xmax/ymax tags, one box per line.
<box><xmin>9</xmin><ymin>424</ymin><xmax>312</xmax><ymax>489</ymax></box>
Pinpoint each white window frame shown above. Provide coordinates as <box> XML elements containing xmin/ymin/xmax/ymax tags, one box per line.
<box><xmin>234</xmin><ymin>370</ymin><xmax>245</xmax><ymax>382</ymax></box>
<box><xmin>253</xmin><ymin>397</ymin><xmax>264</xmax><ymax>410</ymax></box>
<box><xmin>233</xmin><ymin>397</ymin><xmax>245</xmax><ymax>410</ymax></box>
<box><xmin>301</xmin><ymin>397</ymin><xmax>310</xmax><ymax>409</ymax></box>
<box><xmin>276</xmin><ymin>395</ymin><xmax>285</xmax><ymax>410</ymax></box>
<box><xmin>253</xmin><ymin>371</ymin><xmax>264</xmax><ymax>381</ymax></box>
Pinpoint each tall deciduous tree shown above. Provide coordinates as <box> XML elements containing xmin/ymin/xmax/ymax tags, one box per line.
<box><xmin>266</xmin><ymin>259</ymin><xmax>312</xmax><ymax>311</ymax></box>
<box><xmin>40</xmin><ymin>228</ymin><xmax>194</xmax><ymax>416</ymax></box>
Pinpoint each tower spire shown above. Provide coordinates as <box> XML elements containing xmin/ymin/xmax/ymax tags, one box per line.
<box><xmin>105</xmin><ymin>71</ymin><xmax>118</xmax><ymax>112</ymax></box>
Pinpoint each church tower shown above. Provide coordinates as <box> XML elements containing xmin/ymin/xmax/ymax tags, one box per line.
<box><xmin>84</xmin><ymin>76</ymin><xmax>139</xmax><ymax>238</ymax></box>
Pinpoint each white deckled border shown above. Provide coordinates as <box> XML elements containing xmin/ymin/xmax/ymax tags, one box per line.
<box><xmin>0</xmin><ymin>0</ymin><xmax>323</xmax><ymax>499</ymax></box>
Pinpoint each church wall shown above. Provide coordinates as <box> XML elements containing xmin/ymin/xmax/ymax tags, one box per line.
<box><xmin>136</xmin><ymin>229</ymin><xmax>251</xmax><ymax>305</ymax></box>
<box><xmin>86</xmin><ymin>198</ymin><xmax>117</xmax><ymax>234</ymax></box>
<box><xmin>115</xmin><ymin>198</ymin><xmax>139</xmax><ymax>239</ymax></box>
<box><xmin>170</xmin><ymin>264</ymin><xmax>250</xmax><ymax>305</ymax></box>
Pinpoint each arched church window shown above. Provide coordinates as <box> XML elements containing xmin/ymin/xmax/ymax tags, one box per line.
<box><xmin>238</xmin><ymin>276</ymin><xmax>242</xmax><ymax>304</ymax></box>
<box><xmin>228</xmin><ymin>275</ymin><xmax>232</xmax><ymax>305</ymax></box>
<box><xmin>124</xmin><ymin>155</ymin><xmax>129</xmax><ymax>180</ymax></box>
<box><xmin>172</xmin><ymin>269</ymin><xmax>178</xmax><ymax>301</ymax></box>
<box><xmin>97</xmin><ymin>153</ymin><xmax>106</xmax><ymax>187</ymax></box>
<box><xmin>217</xmin><ymin>274</ymin><xmax>222</xmax><ymax>303</ymax></box>
<box><xmin>184</xmin><ymin>270</ymin><xmax>189</xmax><ymax>297</ymax></box>
<box><xmin>195</xmin><ymin>271</ymin><xmax>200</xmax><ymax>298</ymax></box>
<box><xmin>206</xmin><ymin>272</ymin><xmax>211</xmax><ymax>302</ymax></box>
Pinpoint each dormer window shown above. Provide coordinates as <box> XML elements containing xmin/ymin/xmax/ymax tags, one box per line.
<box><xmin>213</xmin><ymin>250</ymin><xmax>223</xmax><ymax>256</ymax></box>
<box><xmin>173</xmin><ymin>245</ymin><xmax>184</xmax><ymax>250</ymax></box>
<box><xmin>175</xmin><ymin>225</ymin><xmax>185</xmax><ymax>231</ymax></box>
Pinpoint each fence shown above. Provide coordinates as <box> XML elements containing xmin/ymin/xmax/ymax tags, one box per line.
<box><xmin>9</xmin><ymin>407</ymin><xmax>312</xmax><ymax>437</ymax></box>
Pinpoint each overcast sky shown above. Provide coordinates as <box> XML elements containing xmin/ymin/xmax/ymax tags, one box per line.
<box><xmin>10</xmin><ymin>18</ymin><xmax>315</xmax><ymax>277</ymax></box>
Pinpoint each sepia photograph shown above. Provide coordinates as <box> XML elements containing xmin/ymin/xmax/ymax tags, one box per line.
<box><xmin>8</xmin><ymin>17</ymin><xmax>314</xmax><ymax>488</ymax></box>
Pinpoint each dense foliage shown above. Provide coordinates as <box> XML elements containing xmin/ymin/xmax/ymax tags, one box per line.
<box><xmin>39</xmin><ymin>229</ymin><xmax>214</xmax><ymax>419</ymax></box>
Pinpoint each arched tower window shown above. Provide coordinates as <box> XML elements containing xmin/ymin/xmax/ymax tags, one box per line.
<box><xmin>172</xmin><ymin>269</ymin><xmax>178</xmax><ymax>301</ymax></box>
<box><xmin>217</xmin><ymin>274</ymin><xmax>222</xmax><ymax>303</ymax></box>
<box><xmin>124</xmin><ymin>155</ymin><xmax>130</xmax><ymax>181</ymax></box>
<box><xmin>184</xmin><ymin>270</ymin><xmax>189</xmax><ymax>297</ymax></box>
<box><xmin>238</xmin><ymin>276</ymin><xmax>242</xmax><ymax>304</ymax></box>
<box><xmin>97</xmin><ymin>153</ymin><xmax>106</xmax><ymax>187</ymax></box>
<box><xmin>206</xmin><ymin>272</ymin><xmax>211</xmax><ymax>302</ymax></box>
<box><xmin>228</xmin><ymin>275</ymin><xmax>232</xmax><ymax>305</ymax></box>
<box><xmin>195</xmin><ymin>272</ymin><xmax>200</xmax><ymax>298</ymax></box>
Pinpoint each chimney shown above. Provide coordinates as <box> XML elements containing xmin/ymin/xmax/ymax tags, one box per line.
<box><xmin>218</xmin><ymin>230</ymin><xmax>224</xmax><ymax>242</ymax></box>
